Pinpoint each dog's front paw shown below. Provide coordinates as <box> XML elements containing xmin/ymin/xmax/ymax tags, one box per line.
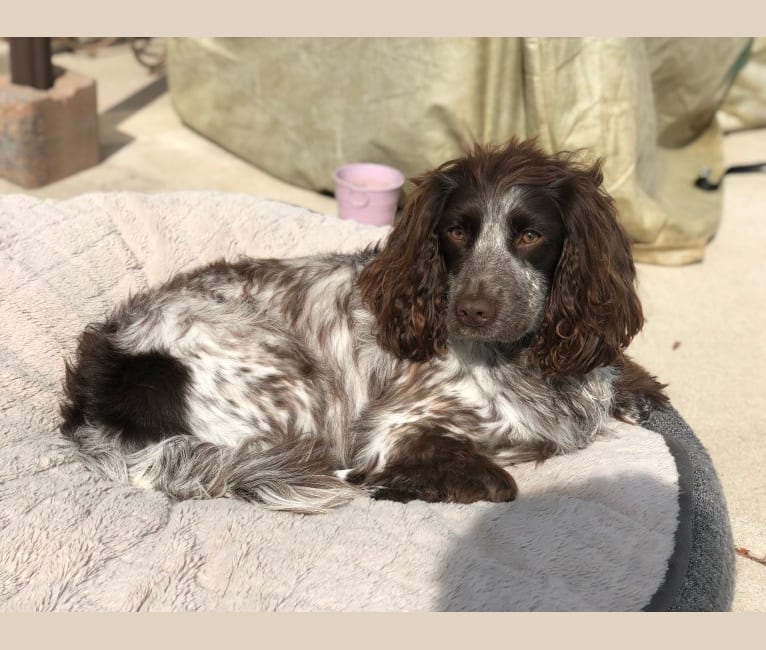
<box><xmin>365</xmin><ymin>435</ymin><xmax>518</xmax><ymax>504</ymax></box>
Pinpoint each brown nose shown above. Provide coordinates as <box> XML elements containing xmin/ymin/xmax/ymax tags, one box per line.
<box><xmin>456</xmin><ymin>295</ymin><xmax>497</xmax><ymax>328</ymax></box>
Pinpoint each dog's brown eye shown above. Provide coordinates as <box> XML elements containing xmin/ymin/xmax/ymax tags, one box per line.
<box><xmin>447</xmin><ymin>227</ymin><xmax>467</xmax><ymax>243</ymax></box>
<box><xmin>519</xmin><ymin>230</ymin><xmax>541</xmax><ymax>246</ymax></box>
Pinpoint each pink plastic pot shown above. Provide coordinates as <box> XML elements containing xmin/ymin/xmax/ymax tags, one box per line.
<box><xmin>333</xmin><ymin>163</ymin><xmax>405</xmax><ymax>226</ymax></box>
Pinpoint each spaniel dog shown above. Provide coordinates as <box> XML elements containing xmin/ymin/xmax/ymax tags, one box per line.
<box><xmin>60</xmin><ymin>139</ymin><xmax>667</xmax><ymax>513</ymax></box>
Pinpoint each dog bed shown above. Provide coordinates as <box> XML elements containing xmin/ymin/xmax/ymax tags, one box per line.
<box><xmin>0</xmin><ymin>192</ymin><xmax>735</xmax><ymax>611</ymax></box>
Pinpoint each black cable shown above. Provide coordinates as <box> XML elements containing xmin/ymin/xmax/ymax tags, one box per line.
<box><xmin>694</xmin><ymin>162</ymin><xmax>766</xmax><ymax>191</ymax></box>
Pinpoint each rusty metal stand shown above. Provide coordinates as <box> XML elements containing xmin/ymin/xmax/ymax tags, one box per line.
<box><xmin>9</xmin><ymin>37</ymin><xmax>54</xmax><ymax>90</ymax></box>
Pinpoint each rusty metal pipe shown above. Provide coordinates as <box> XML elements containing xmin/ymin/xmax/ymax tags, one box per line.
<box><xmin>9</xmin><ymin>37</ymin><xmax>54</xmax><ymax>90</ymax></box>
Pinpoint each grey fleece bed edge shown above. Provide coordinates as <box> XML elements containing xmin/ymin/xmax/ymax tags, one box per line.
<box><xmin>643</xmin><ymin>407</ymin><xmax>735</xmax><ymax>611</ymax></box>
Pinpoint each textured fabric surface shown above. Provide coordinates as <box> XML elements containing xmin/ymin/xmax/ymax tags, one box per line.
<box><xmin>166</xmin><ymin>37</ymin><xmax>750</xmax><ymax>264</ymax></box>
<box><xmin>0</xmin><ymin>192</ymin><xmax>709</xmax><ymax>611</ymax></box>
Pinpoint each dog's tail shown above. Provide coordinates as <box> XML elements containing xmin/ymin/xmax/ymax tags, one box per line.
<box><xmin>67</xmin><ymin>426</ymin><xmax>361</xmax><ymax>514</ymax></box>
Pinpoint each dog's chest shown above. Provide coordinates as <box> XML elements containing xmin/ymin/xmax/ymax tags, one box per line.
<box><xmin>452</xmin><ymin>364</ymin><xmax>546</xmax><ymax>446</ymax></box>
<box><xmin>441</xmin><ymin>358</ymin><xmax>614</xmax><ymax>452</ymax></box>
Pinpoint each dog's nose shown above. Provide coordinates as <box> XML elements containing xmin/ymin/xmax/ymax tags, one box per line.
<box><xmin>456</xmin><ymin>295</ymin><xmax>497</xmax><ymax>328</ymax></box>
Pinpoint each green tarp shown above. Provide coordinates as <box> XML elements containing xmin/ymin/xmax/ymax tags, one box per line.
<box><xmin>167</xmin><ymin>37</ymin><xmax>753</xmax><ymax>265</ymax></box>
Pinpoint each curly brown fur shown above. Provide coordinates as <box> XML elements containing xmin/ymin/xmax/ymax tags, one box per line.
<box><xmin>530</xmin><ymin>158</ymin><xmax>644</xmax><ymax>376</ymax></box>
<box><xmin>357</xmin><ymin>170</ymin><xmax>451</xmax><ymax>361</ymax></box>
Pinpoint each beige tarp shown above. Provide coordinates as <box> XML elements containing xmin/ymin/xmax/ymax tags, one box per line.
<box><xmin>719</xmin><ymin>37</ymin><xmax>766</xmax><ymax>132</ymax></box>
<box><xmin>167</xmin><ymin>38</ymin><xmax>752</xmax><ymax>265</ymax></box>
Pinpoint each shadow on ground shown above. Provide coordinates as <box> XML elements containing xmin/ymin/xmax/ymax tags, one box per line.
<box><xmin>99</xmin><ymin>76</ymin><xmax>168</xmax><ymax>160</ymax></box>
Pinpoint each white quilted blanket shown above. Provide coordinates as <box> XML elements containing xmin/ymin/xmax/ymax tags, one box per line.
<box><xmin>0</xmin><ymin>192</ymin><xmax>680</xmax><ymax>611</ymax></box>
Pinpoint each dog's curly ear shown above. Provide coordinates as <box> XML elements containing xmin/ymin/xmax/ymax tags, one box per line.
<box><xmin>358</xmin><ymin>169</ymin><xmax>454</xmax><ymax>361</ymax></box>
<box><xmin>533</xmin><ymin>159</ymin><xmax>644</xmax><ymax>376</ymax></box>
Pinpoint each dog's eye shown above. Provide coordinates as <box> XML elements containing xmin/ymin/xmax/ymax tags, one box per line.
<box><xmin>447</xmin><ymin>227</ymin><xmax>467</xmax><ymax>243</ymax></box>
<box><xmin>518</xmin><ymin>230</ymin><xmax>542</xmax><ymax>246</ymax></box>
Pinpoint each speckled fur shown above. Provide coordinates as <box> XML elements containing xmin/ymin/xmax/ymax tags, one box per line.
<box><xmin>61</xmin><ymin>140</ymin><xmax>666</xmax><ymax>513</ymax></box>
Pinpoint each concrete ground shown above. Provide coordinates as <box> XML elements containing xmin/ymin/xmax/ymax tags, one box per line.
<box><xmin>1</xmin><ymin>42</ymin><xmax>764</xmax><ymax>611</ymax></box>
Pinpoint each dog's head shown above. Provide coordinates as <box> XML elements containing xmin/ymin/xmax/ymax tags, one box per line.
<box><xmin>358</xmin><ymin>139</ymin><xmax>643</xmax><ymax>376</ymax></box>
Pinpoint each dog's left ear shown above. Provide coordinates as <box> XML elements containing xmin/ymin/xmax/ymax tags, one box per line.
<box><xmin>533</xmin><ymin>160</ymin><xmax>644</xmax><ymax>376</ymax></box>
<box><xmin>358</xmin><ymin>168</ymin><xmax>454</xmax><ymax>361</ymax></box>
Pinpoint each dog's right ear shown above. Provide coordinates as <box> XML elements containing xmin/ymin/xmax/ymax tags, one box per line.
<box><xmin>532</xmin><ymin>159</ymin><xmax>644</xmax><ymax>377</ymax></box>
<box><xmin>358</xmin><ymin>167</ymin><xmax>456</xmax><ymax>361</ymax></box>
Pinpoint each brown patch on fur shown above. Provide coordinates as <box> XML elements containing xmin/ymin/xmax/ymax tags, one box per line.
<box><xmin>357</xmin><ymin>173</ymin><xmax>451</xmax><ymax>361</ymax></box>
<box><xmin>529</xmin><ymin>157</ymin><xmax>644</xmax><ymax>377</ymax></box>
<box><xmin>280</xmin><ymin>283</ymin><xmax>309</xmax><ymax>324</ymax></box>
<box><xmin>364</xmin><ymin>431</ymin><xmax>518</xmax><ymax>504</ymax></box>
<box><xmin>163</xmin><ymin>258</ymin><xmax>254</xmax><ymax>294</ymax></box>
<box><xmin>260</xmin><ymin>340</ymin><xmax>318</xmax><ymax>381</ymax></box>
<box><xmin>504</xmin><ymin>440</ymin><xmax>559</xmax><ymax>465</ymax></box>
<box><xmin>613</xmin><ymin>356</ymin><xmax>669</xmax><ymax>423</ymax></box>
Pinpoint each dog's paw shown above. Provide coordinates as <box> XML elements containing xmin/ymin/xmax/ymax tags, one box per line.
<box><xmin>367</xmin><ymin>449</ymin><xmax>518</xmax><ymax>505</ymax></box>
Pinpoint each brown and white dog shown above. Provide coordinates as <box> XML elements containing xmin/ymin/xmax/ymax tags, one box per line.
<box><xmin>61</xmin><ymin>139</ymin><xmax>667</xmax><ymax>513</ymax></box>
